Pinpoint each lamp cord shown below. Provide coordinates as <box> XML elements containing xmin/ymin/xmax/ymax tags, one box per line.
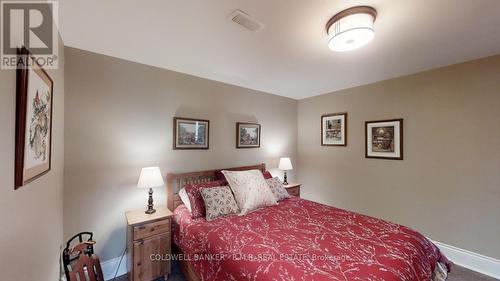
<box><xmin>112</xmin><ymin>246</ymin><xmax>127</xmax><ymax>281</ymax></box>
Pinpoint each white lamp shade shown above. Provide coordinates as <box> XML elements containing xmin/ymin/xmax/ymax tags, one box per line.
<box><xmin>278</xmin><ymin>158</ymin><xmax>293</xmax><ymax>170</ymax></box>
<box><xmin>137</xmin><ymin>167</ymin><xmax>164</xmax><ymax>189</ymax></box>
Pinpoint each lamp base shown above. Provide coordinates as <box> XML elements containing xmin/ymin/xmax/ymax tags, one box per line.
<box><xmin>283</xmin><ymin>170</ymin><xmax>289</xmax><ymax>185</ymax></box>
<box><xmin>145</xmin><ymin>187</ymin><xmax>156</xmax><ymax>214</ymax></box>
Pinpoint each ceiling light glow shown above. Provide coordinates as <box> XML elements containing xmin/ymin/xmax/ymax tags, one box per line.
<box><xmin>326</xmin><ymin>6</ymin><xmax>377</xmax><ymax>52</ymax></box>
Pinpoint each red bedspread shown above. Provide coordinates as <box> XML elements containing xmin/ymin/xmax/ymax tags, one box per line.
<box><xmin>173</xmin><ymin>197</ymin><xmax>449</xmax><ymax>281</ymax></box>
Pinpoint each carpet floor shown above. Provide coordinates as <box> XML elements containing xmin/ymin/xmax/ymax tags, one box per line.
<box><xmin>115</xmin><ymin>261</ymin><xmax>498</xmax><ymax>281</ymax></box>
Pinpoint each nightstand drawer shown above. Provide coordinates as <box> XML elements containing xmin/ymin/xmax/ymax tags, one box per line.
<box><xmin>134</xmin><ymin>219</ymin><xmax>170</xmax><ymax>240</ymax></box>
<box><xmin>287</xmin><ymin>186</ymin><xmax>300</xmax><ymax>196</ymax></box>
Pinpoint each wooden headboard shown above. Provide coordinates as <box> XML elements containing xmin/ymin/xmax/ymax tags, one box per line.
<box><xmin>166</xmin><ymin>163</ymin><xmax>266</xmax><ymax>211</ymax></box>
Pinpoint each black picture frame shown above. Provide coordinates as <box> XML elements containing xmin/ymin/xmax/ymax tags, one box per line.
<box><xmin>236</xmin><ymin>122</ymin><xmax>261</xmax><ymax>148</ymax></box>
<box><xmin>321</xmin><ymin>112</ymin><xmax>347</xmax><ymax>146</ymax></box>
<box><xmin>365</xmin><ymin>119</ymin><xmax>403</xmax><ymax>160</ymax></box>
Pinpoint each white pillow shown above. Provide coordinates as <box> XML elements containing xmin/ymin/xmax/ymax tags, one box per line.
<box><xmin>222</xmin><ymin>169</ymin><xmax>277</xmax><ymax>215</ymax></box>
<box><xmin>178</xmin><ymin>188</ymin><xmax>192</xmax><ymax>212</ymax></box>
<box><xmin>266</xmin><ymin>177</ymin><xmax>290</xmax><ymax>201</ymax></box>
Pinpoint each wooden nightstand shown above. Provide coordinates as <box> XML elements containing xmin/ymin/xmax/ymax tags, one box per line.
<box><xmin>126</xmin><ymin>207</ymin><xmax>173</xmax><ymax>281</ymax></box>
<box><xmin>284</xmin><ymin>182</ymin><xmax>301</xmax><ymax>197</ymax></box>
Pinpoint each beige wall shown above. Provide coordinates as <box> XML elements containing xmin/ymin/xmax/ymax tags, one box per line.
<box><xmin>63</xmin><ymin>46</ymin><xmax>499</xmax><ymax>264</ymax></box>
<box><xmin>297</xmin><ymin>55</ymin><xmax>500</xmax><ymax>259</ymax></box>
<box><xmin>63</xmin><ymin>47</ymin><xmax>297</xmax><ymax>261</ymax></box>
<box><xmin>0</xmin><ymin>40</ymin><xmax>65</xmax><ymax>280</ymax></box>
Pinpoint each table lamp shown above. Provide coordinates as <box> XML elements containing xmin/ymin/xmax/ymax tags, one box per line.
<box><xmin>137</xmin><ymin>167</ymin><xmax>164</xmax><ymax>214</ymax></box>
<box><xmin>278</xmin><ymin>157</ymin><xmax>293</xmax><ymax>185</ymax></box>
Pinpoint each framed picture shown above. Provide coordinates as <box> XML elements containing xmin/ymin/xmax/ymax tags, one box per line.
<box><xmin>236</xmin><ymin>122</ymin><xmax>261</xmax><ymax>148</ymax></box>
<box><xmin>365</xmin><ymin>119</ymin><xmax>403</xmax><ymax>160</ymax></box>
<box><xmin>15</xmin><ymin>47</ymin><xmax>54</xmax><ymax>189</ymax></box>
<box><xmin>173</xmin><ymin>117</ymin><xmax>209</xmax><ymax>149</ymax></box>
<box><xmin>321</xmin><ymin>112</ymin><xmax>347</xmax><ymax>146</ymax></box>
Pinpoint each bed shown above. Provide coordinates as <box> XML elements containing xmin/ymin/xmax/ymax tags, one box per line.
<box><xmin>167</xmin><ymin>164</ymin><xmax>450</xmax><ymax>281</ymax></box>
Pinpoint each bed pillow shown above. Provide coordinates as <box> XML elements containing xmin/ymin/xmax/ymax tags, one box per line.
<box><xmin>215</xmin><ymin>169</ymin><xmax>273</xmax><ymax>181</ymax></box>
<box><xmin>262</xmin><ymin>171</ymin><xmax>273</xmax><ymax>179</ymax></box>
<box><xmin>200</xmin><ymin>186</ymin><xmax>240</xmax><ymax>221</ymax></box>
<box><xmin>185</xmin><ymin>179</ymin><xmax>228</xmax><ymax>219</ymax></box>
<box><xmin>178</xmin><ymin>188</ymin><xmax>192</xmax><ymax>213</ymax></box>
<box><xmin>214</xmin><ymin>170</ymin><xmax>226</xmax><ymax>181</ymax></box>
<box><xmin>222</xmin><ymin>169</ymin><xmax>277</xmax><ymax>215</ymax></box>
<box><xmin>266</xmin><ymin>177</ymin><xmax>290</xmax><ymax>201</ymax></box>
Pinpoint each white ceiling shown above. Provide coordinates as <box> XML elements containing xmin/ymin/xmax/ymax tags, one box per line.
<box><xmin>60</xmin><ymin>0</ymin><xmax>500</xmax><ymax>100</ymax></box>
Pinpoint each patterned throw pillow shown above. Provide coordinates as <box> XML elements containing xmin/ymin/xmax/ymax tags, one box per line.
<box><xmin>222</xmin><ymin>169</ymin><xmax>277</xmax><ymax>215</ymax></box>
<box><xmin>185</xmin><ymin>180</ymin><xmax>228</xmax><ymax>219</ymax></box>
<box><xmin>266</xmin><ymin>177</ymin><xmax>290</xmax><ymax>201</ymax></box>
<box><xmin>262</xmin><ymin>171</ymin><xmax>273</xmax><ymax>179</ymax></box>
<box><xmin>200</xmin><ymin>186</ymin><xmax>240</xmax><ymax>221</ymax></box>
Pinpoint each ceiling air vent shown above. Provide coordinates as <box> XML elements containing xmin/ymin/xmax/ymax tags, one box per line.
<box><xmin>229</xmin><ymin>10</ymin><xmax>264</xmax><ymax>32</ymax></box>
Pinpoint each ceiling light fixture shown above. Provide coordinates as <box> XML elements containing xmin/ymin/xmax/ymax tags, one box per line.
<box><xmin>326</xmin><ymin>6</ymin><xmax>377</xmax><ymax>52</ymax></box>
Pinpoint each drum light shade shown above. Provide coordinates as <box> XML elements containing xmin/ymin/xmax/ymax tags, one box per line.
<box><xmin>326</xmin><ymin>6</ymin><xmax>377</xmax><ymax>52</ymax></box>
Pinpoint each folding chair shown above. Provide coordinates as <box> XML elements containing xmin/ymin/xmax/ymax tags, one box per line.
<box><xmin>63</xmin><ymin>232</ymin><xmax>105</xmax><ymax>281</ymax></box>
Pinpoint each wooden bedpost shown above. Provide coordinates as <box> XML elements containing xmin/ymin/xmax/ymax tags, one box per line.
<box><xmin>166</xmin><ymin>173</ymin><xmax>174</xmax><ymax>211</ymax></box>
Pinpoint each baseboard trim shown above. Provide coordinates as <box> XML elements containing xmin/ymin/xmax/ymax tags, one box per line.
<box><xmin>101</xmin><ymin>255</ymin><xmax>128</xmax><ymax>281</ymax></box>
<box><xmin>432</xmin><ymin>240</ymin><xmax>500</xmax><ymax>279</ymax></box>
<box><xmin>98</xmin><ymin>241</ymin><xmax>500</xmax><ymax>280</ymax></box>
